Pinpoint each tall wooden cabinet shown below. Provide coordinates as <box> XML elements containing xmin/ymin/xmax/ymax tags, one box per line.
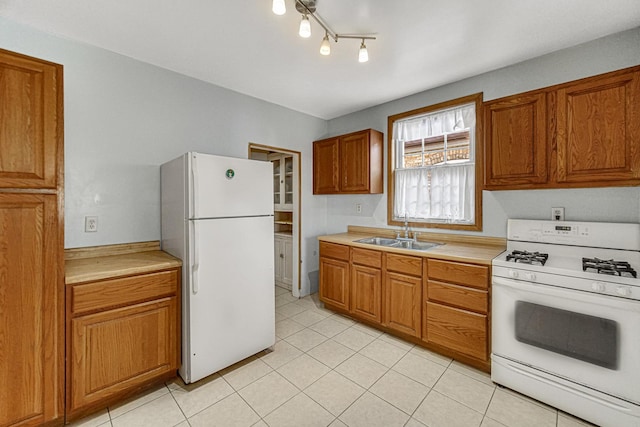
<box><xmin>313</xmin><ymin>129</ymin><xmax>383</xmax><ymax>194</ymax></box>
<box><xmin>0</xmin><ymin>49</ymin><xmax>64</xmax><ymax>426</ymax></box>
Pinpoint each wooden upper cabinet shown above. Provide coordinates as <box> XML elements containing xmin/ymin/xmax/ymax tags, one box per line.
<box><xmin>483</xmin><ymin>65</ymin><xmax>640</xmax><ymax>190</ymax></box>
<box><xmin>555</xmin><ymin>70</ymin><xmax>640</xmax><ymax>184</ymax></box>
<box><xmin>0</xmin><ymin>49</ymin><xmax>63</xmax><ymax>189</ymax></box>
<box><xmin>313</xmin><ymin>138</ymin><xmax>340</xmax><ymax>193</ymax></box>
<box><xmin>484</xmin><ymin>92</ymin><xmax>547</xmax><ymax>188</ymax></box>
<box><xmin>313</xmin><ymin>129</ymin><xmax>383</xmax><ymax>194</ymax></box>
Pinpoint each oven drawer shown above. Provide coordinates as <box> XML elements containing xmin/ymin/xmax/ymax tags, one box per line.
<box><xmin>427</xmin><ymin>280</ymin><xmax>488</xmax><ymax>314</ymax></box>
<box><xmin>427</xmin><ymin>259</ymin><xmax>489</xmax><ymax>289</ymax></box>
<box><xmin>426</xmin><ymin>301</ymin><xmax>487</xmax><ymax>361</ymax></box>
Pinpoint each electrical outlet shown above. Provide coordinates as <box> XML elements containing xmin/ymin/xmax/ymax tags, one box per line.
<box><xmin>85</xmin><ymin>216</ymin><xmax>98</xmax><ymax>232</ymax></box>
<box><xmin>356</xmin><ymin>203</ymin><xmax>362</xmax><ymax>214</ymax></box>
<box><xmin>551</xmin><ymin>207</ymin><xmax>564</xmax><ymax>221</ymax></box>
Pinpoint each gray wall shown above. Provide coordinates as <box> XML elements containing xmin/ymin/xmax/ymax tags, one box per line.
<box><xmin>0</xmin><ymin>17</ymin><xmax>328</xmax><ymax>295</ymax></box>
<box><xmin>325</xmin><ymin>27</ymin><xmax>640</xmax><ymax>237</ymax></box>
<box><xmin>2</xmin><ymin>18</ymin><xmax>639</xmax><ymax>295</ymax></box>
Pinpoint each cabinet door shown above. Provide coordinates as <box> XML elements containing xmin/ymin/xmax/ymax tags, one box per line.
<box><xmin>0</xmin><ymin>49</ymin><xmax>62</xmax><ymax>189</ymax></box>
<box><xmin>0</xmin><ymin>193</ymin><xmax>63</xmax><ymax>426</ymax></box>
<box><xmin>425</xmin><ymin>301</ymin><xmax>487</xmax><ymax>361</ymax></box>
<box><xmin>384</xmin><ymin>271</ymin><xmax>421</xmax><ymax>337</ymax></box>
<box><xmin>319</xmin><ymin>257</ymin><xmax>349</xmax><ymax>311</ymax></box>
<box><xmin>556</xmin><ymin>70</ymin><xmax>640</xmax><ymax>184</ymax></box>
<box><xmin>340</xmin><ymin>131</ymin><xmax>370</xmax><ymax>192</ymax></box>
<box><xmin>484</xmin><ymin>92</ymin><xmax>547</xmax><ymax>188</ymax></box>
<box><xmin>69</xmin><ymin>297</ymin><xmax>178</xmax><ymax>413</ymax></box>
<box><xmin>351</xmin><ymin>264</ymin><xmax>382</xmax><ymax>323</ymax></box>
<box><xmin>274</xmin><ymin>237</ymin><xmax>283</xmax><ymax>284</ymax></box>
<box><xmin>313</xmin><ymin>138</ymin><xmax>340</xmax><ymax>194</ymax></box>
<box><xmin>282</xmin><ymin>236</ymin><xmax>293</xmax><ymax>287</ymax></box>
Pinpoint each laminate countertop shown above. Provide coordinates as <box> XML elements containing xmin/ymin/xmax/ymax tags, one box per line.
<box><xmin>65</xmin><ymin>242</ymin><xmax>182</xmax><ymax>284</ymax></box>
<box><xmin>318</xmin><ymin>229</ymin><xmax>506</xmax><ymax>265</ymax></box>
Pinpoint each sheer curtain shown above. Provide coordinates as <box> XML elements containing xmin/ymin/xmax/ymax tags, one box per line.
<box><xmin>393</xmin><ymin>103</ymin><xmax>475</xmax><ymax>223</ymax></box>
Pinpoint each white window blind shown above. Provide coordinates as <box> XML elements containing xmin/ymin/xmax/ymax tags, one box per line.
<box><xmin>392</xmin><ymin>102</ymin><xmax>476</xmax><ymax>223</ymax></box>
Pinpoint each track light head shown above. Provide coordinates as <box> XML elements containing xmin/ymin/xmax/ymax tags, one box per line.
<box><xmin>272</xmin><ymin>0</ymin><xmax>286</xmax><ymax>15</ymax></box>
<box><xmin>358</xmin><ymin>39</ymin><xmax>369</xmax><ymax>63</ymax></box>
<box><xmin>320</xmin><ymin>33</ymin><xmax>331</xmax><ymax>55</ymax></box>
<box><xmin>299</xmin><ymin>14</ymin><xmax>311</xmax><ymax>38</ymax></box>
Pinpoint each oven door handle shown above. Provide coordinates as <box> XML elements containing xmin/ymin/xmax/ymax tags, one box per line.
<box><xmin>492</xmin><ymin>276</ymin><xmax>640</xmax><ymax>312</ymax></box>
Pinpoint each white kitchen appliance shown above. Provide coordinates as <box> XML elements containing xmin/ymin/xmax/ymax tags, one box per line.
<box><xmin>161</xmin><ymin>152</ymin><xmax>275</xmax><ymax>384</ymax></box>
<box><xmin>492</xmin><ymin>219</ymin><xmax>640</xmax><ymax>427</ymax></box>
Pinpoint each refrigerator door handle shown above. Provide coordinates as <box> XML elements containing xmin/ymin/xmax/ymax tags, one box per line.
<box><xmin>191</xmin><ymin>221</ymin><xmax>200</xmax><ymax>295</ymax></box>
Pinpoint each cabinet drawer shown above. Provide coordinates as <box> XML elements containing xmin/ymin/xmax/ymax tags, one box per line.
<box><xmin>426</xmin><ymin>301</ymin><xmax>487</xmax><ymax>361</ymax></box>
<box><xmin>319</xmin><ymin>241</ymin><xmax>350</xmax><ymax>261</ymax></box>
<box><xmin>71</xmin><ymin>269</ymin><xmax>178</xmax><ymax>315</ymax></box>
<box><xmin>386</xmin><ymin>253</ymin><xmax>422</xmax><ymax>276</ymax></box>
<box><xmin>427</xmin><ymin>259</ymin><xmax>488</xmax><ymax>289</ymax></box>
<box><xmin>351</xmin><ymin>247</ymin><xmax>382</xmax><ymax>268</ymax></box>
<box><xmin>427</xmin><ymin>280</ymin><xmax>488</xmax><ymax>314</ymax></box>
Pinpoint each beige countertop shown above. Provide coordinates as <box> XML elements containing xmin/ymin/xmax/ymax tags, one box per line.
<box><xmin>318</xmin><ymin>227</ymin><xmax>506</xmax><ymax>265</ymax></box>
<box><xmin>65</xmin><ymin>241</ymin><xmax>182</xmax><ymax>284</ymax></box>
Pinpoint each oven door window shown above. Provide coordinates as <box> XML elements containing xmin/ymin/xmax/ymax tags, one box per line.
<box><xmin>515</xmin><ymin>301</ymin><xmax>618</xmax><ymax>369</ymax></box>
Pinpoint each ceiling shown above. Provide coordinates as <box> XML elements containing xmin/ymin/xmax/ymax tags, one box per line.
<box><xmin>1</xmin><ymin>1</ymin><xmax>639</xmax><ymax>119</ymax></box>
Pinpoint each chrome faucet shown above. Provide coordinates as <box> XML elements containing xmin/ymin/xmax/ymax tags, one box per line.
<box><xmin>403</xmin><ymin>214</ymin><xmax>410</xmax><ymax>239</ymax></box>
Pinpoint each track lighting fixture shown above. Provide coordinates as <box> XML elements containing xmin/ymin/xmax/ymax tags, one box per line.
<box><xmin>272</xmin><ymin>0</ymin><xmax>376</xmax><ymax>62</ymax></box>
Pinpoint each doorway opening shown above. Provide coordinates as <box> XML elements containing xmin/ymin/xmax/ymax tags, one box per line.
<box><xmin>248</xmin><ymin>143</ymin><xmax>302</xmax><ymax>298</ymax></box>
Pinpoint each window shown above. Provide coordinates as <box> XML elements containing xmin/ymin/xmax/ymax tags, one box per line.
<box><xmin>387</xmin><ymin>93</ymin><xmax>483</xmax><ymax>231</ymax></box>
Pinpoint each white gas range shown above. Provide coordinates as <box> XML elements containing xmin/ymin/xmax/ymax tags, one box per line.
<box><xmin>491</xmin><ymin>219</ymin><xmax>640</xmax><ymax>427</ymax></box>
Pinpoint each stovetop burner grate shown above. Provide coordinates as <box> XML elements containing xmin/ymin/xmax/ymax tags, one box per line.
<box><xmin>506</xmin><ymin>250</ymin><xmax>549</xmax><ymax>266</ymax></box>
<box><xmin>582</xmin><ymin>257</ymin><xmax>637</xmax><ymax>278</ymax></box>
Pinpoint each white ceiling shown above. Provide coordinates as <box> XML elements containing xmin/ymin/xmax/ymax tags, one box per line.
<box><xmin>1</xmin><ymin>0</ymin><xmax>639</xmax><ymax>119</ymax></box>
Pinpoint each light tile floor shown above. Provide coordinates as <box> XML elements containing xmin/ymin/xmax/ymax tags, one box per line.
<box><xmin>69</xmin><ymin>289</ymin><xmax>597</xmax><ymax>427</ymax></box>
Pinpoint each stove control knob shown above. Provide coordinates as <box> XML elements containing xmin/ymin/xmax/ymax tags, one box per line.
<box><xmin>524</xmin><ymin>272</ymin><xmax>536</xmax><ymax>282</ymax></box>
<box><xmin>616</xmin><ymin>286</ymin><xmax>632</xmax><ymax>297</ymax></box>
<box><xmin>591</xmin><ymin>282</ymin><xmax>605</xmax><ymax>293</ymax></box>
<box><xmin>508</xmin><ymin>269</ymin><xmax>519</xmax><ymax>279</ymax></box>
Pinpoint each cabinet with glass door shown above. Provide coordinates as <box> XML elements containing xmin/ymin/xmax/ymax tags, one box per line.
<box><xmin>270</xmin><ymin>153</ymin><xmax>293</xmax><ymax>212</ymax></box>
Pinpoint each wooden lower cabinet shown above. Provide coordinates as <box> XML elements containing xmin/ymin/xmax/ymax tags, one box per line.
<box><xmin>384</xmin><ymin>271</ymin><xmax>421</xmax><ymax>337</ymax></box>
<box><xmin>424</xmin><ymin>258</ymin><xmax>490</xmax><ymax>369</ymax></box>
<box><xmin>425</xmin><ymin>302</ymin><xmax>488</xmax><ymax>361</ymax></box>
<box><xmin>318</xmin><ymin>240</ymin><xmax>492</xmax><ymax>371</ymax></box>
<box><xmin>318</xmin><ymin>243</ymin><xmax>350</xmax><ymax>311</ymax></box>
<box><xmin>384</xmin><ymin>253</ymin><xmax>422</xmax><ymax>338</ymax></box>
<box><xmin>66</xmin><ymin>268</ymin><xmax>180</xmax><ymax>419</ymax></box>
<box><xmin>351</xmin><ymin>264</ymin><xmax>382</xmax><ymax>323</ymax></box>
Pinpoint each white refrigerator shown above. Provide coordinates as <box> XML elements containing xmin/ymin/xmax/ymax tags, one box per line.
<box><xmin>161</xmin><ymin>152</ymin><xmax>275</xmax><ymax>384</ymax></box>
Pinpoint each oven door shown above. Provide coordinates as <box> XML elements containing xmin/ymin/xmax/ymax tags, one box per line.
<box><xmin>492</xmin><ymin>276</ymin><xmax>640</xmax><ymax>404</ymax></box>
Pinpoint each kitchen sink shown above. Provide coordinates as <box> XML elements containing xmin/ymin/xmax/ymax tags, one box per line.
<box><xmin>354</xmin><ymin>236</ymin><xmax>443</xmax><ymax>251</ymax></box>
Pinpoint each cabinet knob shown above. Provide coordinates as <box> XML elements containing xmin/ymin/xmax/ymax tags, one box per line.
<box><xmin>280</xmin><ymin>253</ymin><xmax>284</xmax><ymax>258</ymax></box>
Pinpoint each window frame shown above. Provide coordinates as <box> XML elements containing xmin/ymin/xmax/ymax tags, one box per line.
<box><xmin>387</xmin><ymin>93</ymin><xmax>484</xmax><ymax>231</ymax></box>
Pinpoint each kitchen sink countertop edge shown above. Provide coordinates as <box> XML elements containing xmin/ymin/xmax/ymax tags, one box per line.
<box><xmin>65</xmin><ymin>241</ymin><xmax>182</xmax><ymax>284</ymax></box>
<box><xmin>319</xmin><ymin>228</ymin><xmax>506</xmax><ymax>265</ymax></box>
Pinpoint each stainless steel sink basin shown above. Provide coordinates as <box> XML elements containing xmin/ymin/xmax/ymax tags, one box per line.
<box><xmin>354</xmin><ymin>236</ymin><xmax>443</xmax><ymax>251</ymax></box>
<box><xmin>396</xmin><ymin>240</ymin><xmax>441</xmax><ymax>250</ymax></box>
<box><xmin>355</xmin><ymin>237</ymin><xmax>400</xmax><ymax>246</ymax></box>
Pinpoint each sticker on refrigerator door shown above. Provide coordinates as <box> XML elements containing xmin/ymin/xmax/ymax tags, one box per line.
<box><xmin>225</xmin><ymin>169</ymin><xmax>235</xmax><ymax>179</ymax></box>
